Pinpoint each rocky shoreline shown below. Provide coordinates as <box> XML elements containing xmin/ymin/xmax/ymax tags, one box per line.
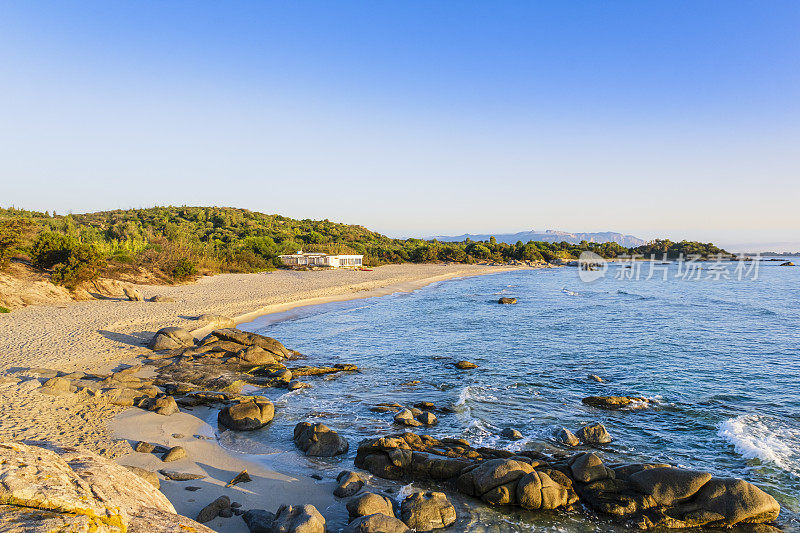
<box><xmin>0</xmin><ymin>320</ymin><xmax>785</xmax><ymax>532</ymax></box>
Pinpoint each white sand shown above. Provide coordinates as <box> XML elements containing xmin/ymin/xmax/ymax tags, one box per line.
<box><xmin>0</xmin><ymin>263</ymin><xmax>524</xmax><ymax>373</ymax></box>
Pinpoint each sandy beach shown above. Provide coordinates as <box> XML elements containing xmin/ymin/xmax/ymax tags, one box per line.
<box><xmin>0</xmin><ymin>263</ymin><xmax>528</xmax><ymax>531</ymax></box>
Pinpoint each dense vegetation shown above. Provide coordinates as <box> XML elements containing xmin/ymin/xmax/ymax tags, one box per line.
<box><xmin>0</xmin><ymin>206</ymin><xmax>729</xmax><ymax>288</ymax></box>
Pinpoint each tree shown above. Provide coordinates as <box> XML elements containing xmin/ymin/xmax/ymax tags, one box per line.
<box><xmin>0</xmin><ymin>218</ymin><xmax>33</xmax><ymax>267</ymax></box>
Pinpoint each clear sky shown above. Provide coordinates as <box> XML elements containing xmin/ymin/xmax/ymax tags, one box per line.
<box><xmin>1</xmin><ymin>1</ymin><xmax>798</xmax><ymax>249</ymax></box>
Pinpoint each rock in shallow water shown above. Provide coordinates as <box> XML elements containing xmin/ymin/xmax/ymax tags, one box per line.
<box><xmin>555</xmin><ymin>427</ymin><xmax>580</xmax><ymax>446</ymax></box>
<box><xmin>353</xmin><ymin>431</ymin><xmax>780</xmax><ymax>529</ymax></box>
<box><xmin>293</xmin><ymin>422</ymin><xmax>349</xmax><ymax>457</ymax></box>
<box><xmin>582</xmin><ymin>395</ymin><xmax>649</xmax><ymax>409</ymax></box>
<box><xmin>576</xmin><ymin>423</ymin><xmax>612</xmax><ymax>445</ymax></box>
<box><xmin>218</xmin><ymin>398</ymin><xmax>275</xmax><ymax>431</ymax></box>
<box><xmin>334</xmin><ymin>470</ymin><xmax>365</xmax><ymax>498</ymax></box>
<box><xmin>454</xmin><ymin>360</ymin><xmax>477</xmax><ymax>370</ymax></box>
<box><xmin>498</xmin><ymin>297</ymin><xmax>518</xmax><ymax>304</ymax></box>
<box><xmin>500</xmin><ymin>427</ymin><xmax>523</xmax><ymax>440</ymax></box>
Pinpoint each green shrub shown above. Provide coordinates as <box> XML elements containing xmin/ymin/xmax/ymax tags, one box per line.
<box><xmin>171</xmin><ymin>257</ymin><xmax>197</xmax><ymax>280</ymax></box>
<box><xmin>0</xmin><ymin>218</ymin><xmax>34</xmax><ymax>267</ymax></box>
<box><xmin>31</xmin><ymin>232</ymin><xmax>106</xmax><ymax>288</ymax></box>
<box><xmin>30</xmin><ymin>232</ymin><xmax>77</xmax><ymax>269</ymax></box>
<box><xmin>0</xmin><ymin>306</ymin><xmax>10</xmax><ymax>313</ymax></box>
<box><xmin>50</xmin><ymin>243</ymin><xmax>106</xmax><ymax>289</ymax></box>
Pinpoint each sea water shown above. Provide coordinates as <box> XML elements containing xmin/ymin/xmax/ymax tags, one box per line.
<box><xmin>225</xmin><ymin>260</ymin><xmax>800</xmax><ymax>531</ymax></box>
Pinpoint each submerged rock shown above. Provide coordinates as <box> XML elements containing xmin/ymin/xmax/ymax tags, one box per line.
<box><xmin>454</xmin><ymin>360</ymin><xmax>477</xmax><ymax>370</ymax></box>
<box><xmin>498</xmin><ymin>297</ymin><xmax>518</xmax><ymax>304</ymax></box>
<box><xmin>293</xmin><ymin>422</ymin><xmax>349</xmax><ymax>457</ymax></box>
<box><xmin>582</xmin><ymin>395</ymin><xmax>649</xmax><ymax>409</ymax></box>
<box><xmin>500</xmin><ymin>428</ymin><xmax>523</xmax><ymax>440</ymax></box>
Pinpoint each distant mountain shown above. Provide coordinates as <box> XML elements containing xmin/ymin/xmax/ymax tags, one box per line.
<box><xmin>430</xmin><ymin>229</ymin><xmax>647</xmax><ymax>247</ymax></box>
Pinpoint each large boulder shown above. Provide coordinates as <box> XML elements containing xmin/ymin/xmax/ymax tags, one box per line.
<box><xmin>198</xmin><ymin>314</ymin><xmax>236</xmax><ymax>328</ymax></box>
<box><xmin>271</xmin><ymin>504</ymin><xmax>326</xmax><ymax>533</ymax></box>
<box><xmin>629</xmin><ymin>466</ymin><xmax>712</xmax><ymax>506</ymax></box>
<box><xmin>218</xmin><ymin>399</ymin><xmax>275</xmax><ymax>431</ymax></box>
<box><xmin>573</xmin><ymin>455</ymin><xmax>781</xmax><ymax>529</ymax></box>
<box><xmin>234</xmin><ymin>345</ymin><xmax>279</xmax><ymax>366</ymax></box>
<box><xmin>293</xmin><ymin>422</ymin><xmax>349</xmax><ymax>457</ymax></box>
<box><xmin>399</xmin><ymin>491</ymin><xmax>456</xmax><ymax>531</ymax></box>
<box><xmin>456</xmin><ymin>458</ymin><xmax>535</xmax><ymax>498</ymax></box>
<box><xmin>123</xmin><ymin>287</ymin><xmax>144</xmax><ymax>301</ymax></box>
<box><xmin>569</xmin><ymin>453</ymin><xmax>614</xmax><ymax>483</ymax></box>
<box><xmin>347</xmin><ymin>492</ymin><xmax>396</xmax><ymax>521</ymax></box>
<box><xmin>516</xmin><ymin>469</ymin><xmax>578</xmax><ymax>510</ymax></box>
<box><xmin>345</xmin><ymin>513</ymin><xmax>410</xmax><ymax>533</ymax></box>
<box><xmin>148</xmin><ymin>327</ymin><xmax>195</xmax><ymax>351</ymax></box>
<box><xmin>687</xmin><ymin>477</ymin><xmax>781</xmax><ymax>527</ymax></box>
<box><xmin>0</xmin><ymin>441</ymin><xmax>213</xmax><ymax>532</ymax></box>
<box><xmin>208</xmin><ymin>328</ymin><xmax>290</xmax><ymax>359</ymax></box>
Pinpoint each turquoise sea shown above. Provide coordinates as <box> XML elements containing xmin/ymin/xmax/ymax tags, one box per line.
<box><xmin>226</xmin><ymin>260</ymin><xmax>800</xmax><ymax>531</ymax></box>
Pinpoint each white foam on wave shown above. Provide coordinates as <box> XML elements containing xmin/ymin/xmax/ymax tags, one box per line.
<box><xmin>718</xmin><ymin>414</ymin><xmax>800</xmax><ymax>476</ymax></box>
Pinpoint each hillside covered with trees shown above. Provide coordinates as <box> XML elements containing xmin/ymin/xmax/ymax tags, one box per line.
<box><xmin>0</xmin><ymin>206</ymin><xmax>729</xmax><ymax>289</ymax></box>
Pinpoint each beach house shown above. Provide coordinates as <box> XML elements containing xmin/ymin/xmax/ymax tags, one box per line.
<box><xmin>278</xmin><ymin>251</ymin><xmax>363</xmax><ymax>268</ymax></box>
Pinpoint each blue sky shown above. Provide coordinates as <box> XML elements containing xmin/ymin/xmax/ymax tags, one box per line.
<box><xmin>1</xmin><ymin>1</ymin><xmax>798</xmax><ymax>249</ymax></box>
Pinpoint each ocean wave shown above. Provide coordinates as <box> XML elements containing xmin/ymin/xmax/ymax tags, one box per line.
<box><xmin>718</xmin><ymin>414</ymin><xmax>800</xmax><ymax>476</ymax></box>
<box><xmin>561</xmin><ymin>288</ymin><xmax>580</xmax><ymax>296</ymax></box>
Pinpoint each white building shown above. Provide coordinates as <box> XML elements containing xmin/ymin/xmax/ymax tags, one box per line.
<box><xmin>278</xmin><ymin>251</ymin><xmax>363</xmax><ymax>268</ymax></box>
